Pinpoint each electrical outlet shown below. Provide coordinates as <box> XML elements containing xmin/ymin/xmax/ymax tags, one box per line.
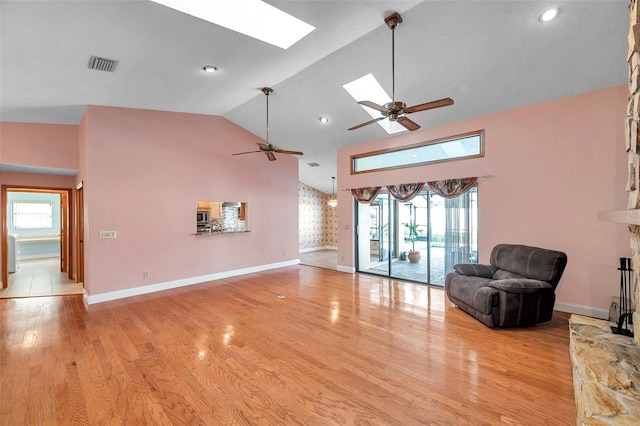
<box><xmin>284</xmin><ymin>251</ymin><xmax>288</xmax><ymax>257</ymax></box>
<box><xmin>143</xmin><ymin>271</ymin><xmax>150</xmax><ymax>278</ymax></box>
<box><xmin>99</xmin><ymin>231</ymin><xmax>116</xmax><ymax>239</ymax></box>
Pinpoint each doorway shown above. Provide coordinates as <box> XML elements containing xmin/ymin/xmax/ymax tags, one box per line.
<box><xmin>356</xmin><ymin>187</ymin><xmax>478</xmax><ymax>286</ymax></box>
<box><xmin>1</xmin><ymin>185</ymin><xmax>83</xmax><ymax>297</ymax></box>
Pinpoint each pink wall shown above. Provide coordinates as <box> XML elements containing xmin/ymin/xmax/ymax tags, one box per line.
<box><xmin>337</xmin><ymin>85</ymin><xmax>629</xmax><ymax>312</ymax></box>
<box><xmin>81</xmin><ymin>106</ymin><xmax>300</xmax><ymax>295</ymax></box>
<box><xmin>1</xmin><ymin>172</ymin><xmax>75</xmax><ymax>188</ymax></box>
<box><xmin>0</xmin><ymin>121</ymin><xmax>79</xmax><ymax>283</ymax></box>
<box><xmin>0</xmin><ymin>122</ymin><xmax>78</xmax><ymax>169</ymax></box>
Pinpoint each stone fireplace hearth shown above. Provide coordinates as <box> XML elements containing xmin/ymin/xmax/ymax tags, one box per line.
<box><xmin>579</xmin><ymin>1</ymin><xmax>640</xmax><ymax>423</ymax></box>
<box><xmin>569</xmin><ymin>315</ymin><xmax>640</xmax><ymax>424</ymax></box>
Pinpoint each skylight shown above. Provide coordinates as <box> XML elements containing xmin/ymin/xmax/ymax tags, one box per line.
<box><xmin>343</xmin><ymin>73</ymin><xmax>405</xmax><ymax>134</ymax></box>
<box><xmin>150</xmin><ymin>0</ymin><xmax>315</xmax><ymax>49</ymax></box>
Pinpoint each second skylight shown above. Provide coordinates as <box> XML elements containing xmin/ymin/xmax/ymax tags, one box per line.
<box><xmin>150</xmin><ymin>0</ymin><xmax>315</xmax><ymax>49</ymax></box>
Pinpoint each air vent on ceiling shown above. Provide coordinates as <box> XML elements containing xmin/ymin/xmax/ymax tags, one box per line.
<box><xmin>307</xmin><ymin>162</ymin><xmax>320</xmax><ymax>167</ymax></box>
<box><xmin>88</xmin><ymin>56</ymin><xmax>119</xmax><ymax>72</ymax></box>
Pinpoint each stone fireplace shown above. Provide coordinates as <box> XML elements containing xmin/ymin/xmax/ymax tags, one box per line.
<box><xmin>572</xmin><ymin>1</ymin><xmax>640</xmax><ymax>423</ymax></box>
<box><xmin>598</xmin><ymin>0</ymin><xmax>640</xmax><ymax>344</ymax></box>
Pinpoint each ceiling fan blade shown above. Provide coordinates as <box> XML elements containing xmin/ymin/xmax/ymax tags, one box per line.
<box><xmin>348</xmin><ymin>116</ymin><xmax>386</xmax><ymax>131</ymax></box>
<box><xmin>232</xmin><ymin>150</ymin><xmax>262</xmax><ymax>156</ymax></box>
<box><xmin>405</xmin><ymin>98</ymin><xmax>454</xmax><ymax>114</ymax></box>
<box><xmin>266</xmin><ymin>151</ymin><xmax>277</xmax><ymax>161</ymax></box>
<box><xmin>358</xmin><ymin>101</ymin><xmax>390</xmax><ymax>113</ymax></box>
<box><xmin>397</xmin><ymin>116</ymin><xmax>421</xmax><ymax>131</ymax></box>
<box><xmin>274</xmin><ymin>149</ymin><xmax>304</xmax><ymax>156</ymax></box>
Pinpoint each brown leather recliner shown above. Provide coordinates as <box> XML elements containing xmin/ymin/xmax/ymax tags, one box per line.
<box><xmin>445</xmin><ymin>244</ymin><xmax>568</xmax><ymax>328</ymax></box>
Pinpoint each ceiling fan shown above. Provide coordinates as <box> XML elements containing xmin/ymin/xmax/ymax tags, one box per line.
<box><xmin>348</xmin><ymin>12</ymin><xmax>454</xmax><ymax>132</ymax></box>
<box><xmin>233</xmin><ymin>87</ymin><xmax>304</xmax><ymax>161</ymax></box>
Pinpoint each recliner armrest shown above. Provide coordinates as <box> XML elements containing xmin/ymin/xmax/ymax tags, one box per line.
<box><xmin>453</xmin><ymin>263</ymin><xmax>496</xmax><ymax>278</ymax></box>
<box><xmin>489</xmin><ymin>278</ymin><xmax>552</xmax><ymax>294</ymax></box>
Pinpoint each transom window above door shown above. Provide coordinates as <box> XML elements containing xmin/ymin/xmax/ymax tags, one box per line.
<box><xmin>351</xmin><ymin>130</ymin><xmax>484</xmax><ymax>174</ymax></box>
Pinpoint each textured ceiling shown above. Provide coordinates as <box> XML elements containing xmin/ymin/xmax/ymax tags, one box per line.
<box><xmin>0</xmin><ymin>1</ymin><xmax>628</xmax><ymax>193</ymax></box>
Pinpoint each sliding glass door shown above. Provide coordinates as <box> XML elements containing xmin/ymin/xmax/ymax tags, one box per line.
<box><xmin>356</xmin><ymin>187</ymin><xmax>477</xmax><ymax>286</ymax></box>
<box><xmin>357</xmin><ymin>195</ymin><xmax>393</xmax><ymax>276</ymax></box>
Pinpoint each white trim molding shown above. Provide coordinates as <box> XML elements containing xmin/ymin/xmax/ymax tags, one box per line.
<box><xmin>337</xmin><ymin>265</ymin><xmax>356</xmax><ymax>273</ymax></box>
<box><xmin>554</xmin><ymin>302</ymin><xmax>609</xmax><ymax>320</ymax></box>
<box><xmin>84</xmin><ymin>260</ymin><xmax>300</xmax><ymax>305</ymax></box>
<box><xmin>299</xmin><ymin>246</ymin><xmax>337</xmax><ymax>253</ymax></box>
<box><xmin>20</xmin><ymin>253</ymin><xmax>60</xmax><ymax>261</ymax></box>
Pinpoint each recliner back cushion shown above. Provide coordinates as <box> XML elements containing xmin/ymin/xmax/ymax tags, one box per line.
<box><xmin>489</xmin><ymin>244</ymin><xmax>567</xmax><ymax>287</ymax></box>
<box><xmin>492</xmin><ymin>269</ymin><xmax>524</xmax><ymax>280</ymax></box>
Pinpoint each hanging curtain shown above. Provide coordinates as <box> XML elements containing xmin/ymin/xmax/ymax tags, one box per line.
<box><xmin>444</xmin><ymin>190</ymin><xmax>473</xmax><ymax>274</ymax></box>
<box><xmin>427</xmin><ymin>177</ymin><xmax>477</xmax><ymax>199</ymax></box>
<box><xmin>386</xmin><ymin>183</ymin><xmax>425</xmax><ymax>202</ymax></box>
<box><xmin>351</xmin><ymin>187</ymin><xmax>382</xmax><ymax>204</ymax></box>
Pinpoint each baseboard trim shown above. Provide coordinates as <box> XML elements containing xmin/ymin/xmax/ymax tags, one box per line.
<box><xmin>20</xmin><ymin>253</ymin><xmax>59</xmax><ymax>260</ymax></box>
<box><xmin>337</xmin><ymin>265</ymin><xmax>355</xmax><ymax>273</ymax></box>
<box><xmin>554</xmin><ymin>302</ymin><xmax>609</xmax><ymax>320</ymax></box>
<box><xmin>299</xmin><ymin>246</ymin><xmax>337</xmax><ymax>253</ymax></box>
<box><xmin>84</xmin><ymin>260</ymin><xmax>300</xmax><ymax>305</ymax></box>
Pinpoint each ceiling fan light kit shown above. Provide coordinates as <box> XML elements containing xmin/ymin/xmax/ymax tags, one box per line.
<box><xmin>348</xmin><ymin>12</ymin><xmax>454</xmax><ymax>132</ymax></box>
<box><xmin>232</xmin><ymin>87</ymin><xmax>304</xmax><ymax>161</ymax></box>
<box><xmin>539</xmin><ymin>7</ymin><xmax>561</xmax><ymax>23</ymax></box>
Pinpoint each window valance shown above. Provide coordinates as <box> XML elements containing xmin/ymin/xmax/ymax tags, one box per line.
<box><xmin>386</xmin><ymin>183</ymin><xmax>425</xmax><ymax>202</ymax></box>
<box><xmin>426</xmin><ymin>177</ymin><xmax>478</xmax><ymax>199</ymax></box>
<box><xmin>351</xmin><ymin>177</ymin><xmax>477</xmax><ymax>203</ymax></box>
<box><xmin>351</xmin><ymin>187</ymin><xmax>382</xmax><ymax>204</ymax></box>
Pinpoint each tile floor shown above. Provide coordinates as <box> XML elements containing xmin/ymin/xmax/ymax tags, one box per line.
<box><xmin>299</xmin><ymin>247</ymin><xmax>451</xmax><ymax>285</ymax></box>
<box><xmin>0</xmin><ymin>257</ymin><xmax>84</xmax><ymax>298</ymax></box>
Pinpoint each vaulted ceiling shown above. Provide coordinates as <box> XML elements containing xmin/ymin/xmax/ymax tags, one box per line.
<box><xmin>0</xmin><ymin>1</ymin><xmax>628</xmax><ymax>193</ymax></box>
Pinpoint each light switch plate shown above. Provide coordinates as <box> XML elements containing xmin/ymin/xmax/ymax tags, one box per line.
<box><xmin>99</xmin><ymin>231</ymin><xmax>116</xmax><ymax>239</ymax></box>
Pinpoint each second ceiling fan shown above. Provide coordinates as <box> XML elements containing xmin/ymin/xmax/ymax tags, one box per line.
<box><xmin>233</xmin><ymin>87</ymin><xmax>304</xmax><ymax>161</ymax></box>
<box><xmin>348</xmin><ymin>12</ymin><xmax>454</xmax><ymax>132</ymax></box>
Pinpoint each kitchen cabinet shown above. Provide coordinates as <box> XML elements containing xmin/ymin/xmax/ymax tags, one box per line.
<box><xmin>195</xmin><ymin>200</ymin><xmax>248</xmax><ymax>234</ymax></box>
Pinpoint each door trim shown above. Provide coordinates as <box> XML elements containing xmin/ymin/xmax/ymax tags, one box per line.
<box><xmin>75</xmin><ymin>182</ymin><xmax>84</xmax><ymax>284</ymax></box>
<box><xmin>2</xmin><ymin>185</ymin><xmax>75</xmax><ymax>289</ymax></box>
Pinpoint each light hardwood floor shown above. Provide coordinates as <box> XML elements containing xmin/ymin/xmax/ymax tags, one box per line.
<box><xmin>0</xmin><ymin>266</ymin><xmax>575</xmax><ymax>425</ymax></box>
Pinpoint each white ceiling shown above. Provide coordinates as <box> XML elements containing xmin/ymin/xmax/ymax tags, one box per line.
<box><xmin>0</xmin><ymin>1</ymin><xmax>628</xmax><ymax>194</ymax></box>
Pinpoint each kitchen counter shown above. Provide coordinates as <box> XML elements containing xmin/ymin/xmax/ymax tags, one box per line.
<box><xmin>193</xmin><ymin>230</ymin><xmax>250</xmax><ymax>236</ymax></box>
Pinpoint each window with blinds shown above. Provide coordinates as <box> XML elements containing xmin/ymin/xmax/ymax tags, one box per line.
<box><xmin>12</xmin><ymin>201</ymin><xmax>53</xmax><ymax>229</ymax></box>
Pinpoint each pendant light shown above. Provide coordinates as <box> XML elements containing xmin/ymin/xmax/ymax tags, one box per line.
<box><xmin>327</xmin><ymin>176</ymin><xmax>338</xmax><ymax>207</ymax></box>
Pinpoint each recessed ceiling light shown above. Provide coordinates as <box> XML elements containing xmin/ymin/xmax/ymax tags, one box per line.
<box><xmin>539</xmin><ymin>7</ymin><xmax>561</xmax><ymax>23</ymax></box>
<box><xmin>202</xmin><ymin>65</ymin><xmax>218</xmax><ymax>73</ymax></box>
<box><xmin>319</xmin><ymin>116</ymin><xmax>329</xmax><ymax>124</ymax></box>
<box><xmin>150</xmin><ymin>0</ymin><xmax>315</xmax><ymax>49</ymax></box>
<box><xmin>343</xmin><ymin>73</ymin><xmax>405</xmax><ymax>134</ymax></box>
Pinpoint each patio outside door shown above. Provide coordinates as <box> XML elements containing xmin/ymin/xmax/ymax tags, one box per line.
<box><xmin>356</xmin><ymin>187</ymin><xmax>477</xmax><ymax>286</ymax></box>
